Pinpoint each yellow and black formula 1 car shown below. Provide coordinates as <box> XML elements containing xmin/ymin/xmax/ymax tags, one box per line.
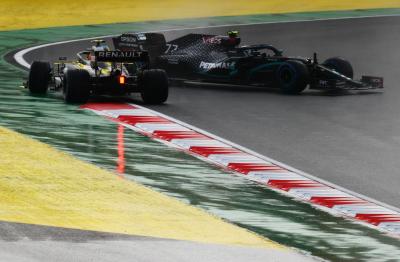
<box><xmin>27</xmin><ymin>40</ymin><xmax>169</xmax><ymax>104</ymax></box>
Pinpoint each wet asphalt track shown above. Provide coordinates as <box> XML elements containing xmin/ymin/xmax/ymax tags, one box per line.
<box><xmin>20</xmin><ymin>15</ymin><xmax>400</xmax><ymax>209</ymax></box>
<box><xmin>1</xmin><ymin>221</ymin><xmax>311</xmax><ymax>262</ymax></box>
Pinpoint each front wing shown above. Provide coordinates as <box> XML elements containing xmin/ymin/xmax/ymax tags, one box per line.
<box><xmin>312</xmin><ymin>64</ymin><xmax>384</xmax><ymax>91</ymax></box>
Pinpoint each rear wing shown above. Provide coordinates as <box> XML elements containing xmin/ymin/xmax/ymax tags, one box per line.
<box><xmin>94</xmin><ymin>50</ymin><xmax>148</xmax><ymax>63</ymax></box>
<box><xmin>112</xmin><ymin>32</ymin><xmax>242</xmax><ymax>56</ymax></box>
<box><xmin>112</xmin><ymin>33</ymin><xmax>167</xmax><ymax>62</ymax></box>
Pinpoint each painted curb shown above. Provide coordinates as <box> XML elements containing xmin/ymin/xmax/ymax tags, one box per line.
<box><xmin>82</xmin><ymin>102</ymin><xmax>400</xmax><ymax>236</ymax></box>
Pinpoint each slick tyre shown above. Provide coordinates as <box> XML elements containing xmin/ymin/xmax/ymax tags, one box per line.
<box><xmin>140</xmin><ymin>69</ymin><xmax>169</xmax><ymax>104</ymax></box>
<box><xmin>28</xmin><ymin>61</ymin><xmax>51</xmax><ymax>94</ymax></box>
<box><xmin>63</xmin><ymin>69</ymin><xmax>90</xmax><ymax>104</ymax></box>
<box><xmin>277</xmin><ymin>60</ymin><xmax>310</xmax><ymax>94</ymax></box>
<box><xmin>323</xmin><ymin>57</ymin><xmax>354</xmax><ymax>79</ymax></box>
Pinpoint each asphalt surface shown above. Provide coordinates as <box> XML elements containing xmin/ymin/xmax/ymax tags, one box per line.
<box><xmin>19</xmin><ymin>15</ymin><xmax>400</xmax><ymax>209</ymax></box>
<box><xmin>0</xmin><ymin>221</ymin><xmax>311</xmax><ymax>262</ymax></box>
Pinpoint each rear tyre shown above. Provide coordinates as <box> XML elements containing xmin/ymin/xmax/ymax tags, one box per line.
<box><xmin>323</xmin><ymin>57</ymin><xmax>354</xmax><ymax>78</ymax></box>
<box><xmin>28</xmin><ymin>61</ymin><xmax>51</xmax><ymax>94</ymax></box>
<box><xmin>140</xmin><ymin>69</ymin><xmax>169</xmax><ymax>104</ymax></box>
<box><xmin>276</xmin><ymin>60</ymin><xmax>309</xmax><ymax>94</ymax></box>
<box><xmin>63</xmin><ymin>69</ymin><xmax>90</xmax><ymax>104</ymax></box>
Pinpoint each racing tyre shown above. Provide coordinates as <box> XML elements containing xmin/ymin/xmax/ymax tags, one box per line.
<box><xmin>276</xmin><ymin>60</ymin><xmax>310</xmax><ymax>94</ymax></box>
<box><xmin>63</xmin><ymin>69</ymin><xmax>90</xmax><ymax>104</ymax></box>
<box><xmin>28</xmin><ymin>61</ymin><xmax>51</xmax><ymax>94</ymax></box>
<box><xmin>323</xmin><ymin>57</ymin><xmax>353</xmax><ymax>79</ymax></box>
<box><xmin>140</xmin><ymin>69</ymin><xmax>168</xmax><ymax>104</ymax></box>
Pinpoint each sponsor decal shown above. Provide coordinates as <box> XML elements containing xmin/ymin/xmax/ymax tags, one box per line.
<box><xmin>361</xmin><ymin>76</ymin><xmax>384</xmax><ymax>88</ymax></box>
<box><xmin>166</xmin><ymin>58</ymin><xmax>179</xmax><ymax>64</ymax></box>
<box><xmin>202</xmin><ymin>36</ymin><xmax>222</xmax><ymax>44</ymax></box>
<box><xmin>120</xmin><ymin>36</ymin><xmax>137</xmax><ymax>43</ymax></box>
<box><xmin>199</xmin><ymin>61</ymin><xmax>236</xmax><ymax>70</ymax></box>
<box><xmin>120</xmin><ymin>34</ymin><xmax>146</xmax><ymax>43</ymax></box>
<box><xmin>137</xmin><ymin>33</ymin><xmax>147</xmax><ymax>41</ymax></box>
<box><xmin>95</xmin><ymin>51</ymin><xmax>147</xmax><ymax>62</ymax></box>
<box><xmin>318</xmin><ymin>79</ymin><xmax>345</xmax><ymax>88</ymax></box>
<box><xmin>319</xmin><ymin>80</ymin><xmax>329</xmax><ymax>87</ymax></box>
<box><xmin>165</xmin><ymin>44</ymin><xmax>179</xmax><ymax>54</ymax></box>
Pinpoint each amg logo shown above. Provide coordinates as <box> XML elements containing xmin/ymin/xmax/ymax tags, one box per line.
<box><xmin>199</xmin><ymin>61</ymin><xmax>235</xmax><ymax>70</ymax></box>
<box><xmin>96</xmin><ymin>51</ymin><xmax>142</xmax><ymax>58</ymax></box>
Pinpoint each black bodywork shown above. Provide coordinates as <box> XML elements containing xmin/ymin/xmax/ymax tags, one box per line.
<box><xmin>113</xmin><ymin>33</ymin><xmax>384</xmax><ymax>93</ymax></box>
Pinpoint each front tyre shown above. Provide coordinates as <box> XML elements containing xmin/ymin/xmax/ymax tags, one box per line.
<box><xmin>323</xmin><ymin>57</ymin><xmax>354</xmax><ymax>79</ymax></box>
<box><xmin>276</xmin><ymin>60</ymin><xmax>309</xmax><ymax>94</ymax></box>
<box><xmin>28</xmin><ymin>61</ymin><xmax>51</xmax><ymax>94</ymax></box>
<box><xmin>63</xmin><ymin>69</ymin><xmax>90</xmax><ymax>104</ymax></box>
<box><xmin>140</xmin><ymin>69</ymin><xmax>169</xmax><ymax>104</ymax></box>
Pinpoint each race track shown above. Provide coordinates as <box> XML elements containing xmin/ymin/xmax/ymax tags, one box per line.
<box><xmin>2</xmin><ymin>222</ymin><xmax>304</xmax><ymax>262</ymax></box>
<box><xmin>17</xmin><ymin>15</ymin><xmax>400</xmax><ymax>208</ymax></box>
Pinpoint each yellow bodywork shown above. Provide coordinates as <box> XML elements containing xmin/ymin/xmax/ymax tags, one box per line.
<box><xmin>1</xmin><ymin>0</ymin><xmax>400</xmax><ymax>31</ymax></box>
<box><xmin>72</xmin><ymin>61</ymin><xmax>111</xmax><ymax>75</ymax></box>
<box><xmin>0</xmin><ymin>126</ymin><xmax>282</xmax><ymax>249</ymax></box>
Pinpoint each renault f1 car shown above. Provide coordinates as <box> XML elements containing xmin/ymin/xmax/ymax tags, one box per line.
<box><xmin>27</xmin><ymin>40</ymin><xmax>169</xmax><ymax>104</ymax></box>
<box><xmin>113</xmin><ymin>31</ymin><xmax>383</xmax><ymax>94</ymax></box>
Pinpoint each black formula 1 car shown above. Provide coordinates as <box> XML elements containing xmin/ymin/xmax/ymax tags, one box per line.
<box><xmin>113</xmin><ymin>31</ymin><xmax>383</xmax><ymax>94</ymax></box>
<box><xmin>27</xmin><ymin>40</ymin><xmax>169</xmax><ymax>104</ymax></box>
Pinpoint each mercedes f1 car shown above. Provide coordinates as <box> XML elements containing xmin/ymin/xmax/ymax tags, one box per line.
<box><xmin>27</xmin><ymin>40</ymin><xmax>169</xmax><ymax>104</ymax></box>
<box><xmin>113</xmin><ymin>31</ymin><xmax>383</xmax><ymax>94</ymax></box>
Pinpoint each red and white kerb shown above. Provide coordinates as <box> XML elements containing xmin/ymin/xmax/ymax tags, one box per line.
<box><xmin>81</xmin><ymin>102</ymin><xmax>400</xmax><ymax>236</ymax></box>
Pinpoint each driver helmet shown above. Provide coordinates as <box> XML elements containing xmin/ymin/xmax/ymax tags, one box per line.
<box><xmin>92</xmin><ymin>45</ymin><xmax>110</xmax><ymax>52</ymax></box>
<box><xmin>91</xmin><ymin>39</ymin><xmax>110</xmax><ymax>52</ymax></box>
<box><xmin>227</xmin><ymin>30</ymin><xmax>239</xmax><ymax>38</ymax></box>
<box><xmin>88</xmin><ymin>43</ymin><xmax>110</xmax><ymax>61</ymax></box>
<box><xmin>226</xmin><ymin>30</ymin><xmax>240</xmax><ymax>46</ymax></box>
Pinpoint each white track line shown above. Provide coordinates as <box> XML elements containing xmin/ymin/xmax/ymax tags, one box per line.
<box><xmin>14</xmin><ymin>13</ymin><xmax>400</xmax><ymax>69</ymax></box>
<box><xmin>12</xmin><ymin>15</ymin><xmax>400</xmax><ymax>236</ymax></box>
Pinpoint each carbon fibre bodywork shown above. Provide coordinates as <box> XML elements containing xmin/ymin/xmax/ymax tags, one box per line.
<box><xmin>113</xmin><ymin>33</ymin><xmax>384</xmax><ymax>92</ymax></box>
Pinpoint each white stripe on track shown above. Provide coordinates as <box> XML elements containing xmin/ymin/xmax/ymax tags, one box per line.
<box><xmin>14</xmin><ymin>14</ymin><xmax>400</xmax><ymax>69</ymax></box>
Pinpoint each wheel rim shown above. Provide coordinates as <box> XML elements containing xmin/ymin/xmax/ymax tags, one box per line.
<box><xmin>279</xmin><ymin>65</ymin><xmax>296</xmax><ymax>86</ymax></box>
